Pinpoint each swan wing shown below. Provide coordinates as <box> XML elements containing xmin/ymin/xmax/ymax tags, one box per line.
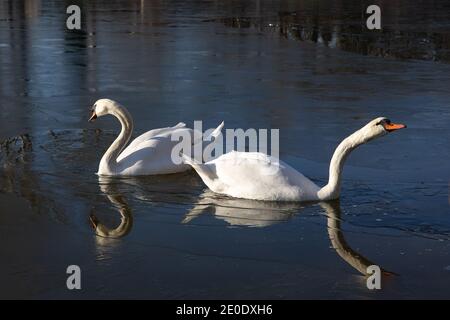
<box><xmin>116</xmin><ymin>132</ymin><xmax>192</xmax><ymax>175</ymax></box>
<box><xmin>118</xmin><ymin>120</ymin><xmax>224</xmax><ymax>164</ymax></box>
<box><xmin>117</xmin><ymin>123</ymin><xmax>190</xmax><ymax>162</ymax></box>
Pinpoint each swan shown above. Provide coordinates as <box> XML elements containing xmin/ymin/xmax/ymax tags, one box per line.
<box><xmin>89</xmin><ymin>99</ymin><xmax>223</xmax><ymax>176</ymax></box>
<box><xmin>182</xmin><ymin>117</ymin><xmax>406</xmax><ymax>201</ymax></box>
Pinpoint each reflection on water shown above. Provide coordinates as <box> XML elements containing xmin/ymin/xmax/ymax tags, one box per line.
<box><xmin>214</xmin><ymin>1</ymin><xmax>450</xmax><ymax>63</ymax></box>
<box><xmin>183</xmin><ymin>190</ymin><xmax>299</xmax><ymax>227</ymax></box>
<box><xmin>92</xmin><ymin>177</ymin><xmax>396</xmax><ymax>277</ymax></box>
<box><xmin>90</xmin><ymin>176</ymin><xmax>133</xmax><ymax>239</ymax></box>
<box><xmin>320</xmin><ymin>201</ymin><xmax>395</xmax><ymax>277</ymax></box>
<box><xmin>184</xmin><ymin>192</ymin><xmax>393</xmax><ymax>276</ymax></box>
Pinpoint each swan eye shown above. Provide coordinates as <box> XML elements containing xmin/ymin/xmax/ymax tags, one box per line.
<box><xmin>376</xmin><ymin>118</ymin><xmax>391</xmax><ymax>126</ymax></box>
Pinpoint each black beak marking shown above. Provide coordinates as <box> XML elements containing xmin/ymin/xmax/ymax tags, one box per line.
<box><xmin>89</xmin><ymin>111</ymin><xmax>97</xmax><ymax>122</ymax></box>
<box><xmin>89</xmin><ymin>214</ymin><xmax>99</xmax><ymax>230</ymax></box>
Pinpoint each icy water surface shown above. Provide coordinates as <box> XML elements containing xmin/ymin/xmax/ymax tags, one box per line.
<box><xmin>0</xmin><ymin>0</ymin><xmax>449</xmax><ymax>299</ymax></box>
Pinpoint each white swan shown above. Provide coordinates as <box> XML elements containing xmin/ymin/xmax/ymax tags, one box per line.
<box><xmin>89</xmin><ymin>99</ymin><xmax>223</xmax><ymax>176</ymax></box>
<box><xmin>182</xmin><ymin>117</ymin><xmax>406</xmax><ymax>201</ymax></box>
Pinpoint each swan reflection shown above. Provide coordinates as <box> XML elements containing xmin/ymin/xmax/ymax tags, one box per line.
<box><xmin>182</xmin><ymin>190</ymin><xmax>300</xmax><ymax>227</ymax></box>
<box><xmin>184</xmin><ymin>192</ymin><xmax>394</xmax><ymax>277</ymax></box>
<box><xmin>320</xmin><ymin>201</ymin><xmax>395</xmax><ymax>277</ymax></box>
<box><xmin>90</xmin><ymin>180</ymin><xmax>394</xmax><ymax>277</ymax></box>
<box><xmin>90</xmin><ymin>176</ymin><xmax>133</xmax><ymax>239</ymax></box>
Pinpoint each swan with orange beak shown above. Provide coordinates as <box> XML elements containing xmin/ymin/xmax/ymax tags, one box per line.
<box><xmin>182</xmin><ymin>117</ymin><xmax>406</xmax><ymax>202</ymax></box>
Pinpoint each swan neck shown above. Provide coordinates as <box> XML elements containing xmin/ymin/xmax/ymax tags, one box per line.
<box><xmin>100</xmin><ymin>105</ymin><xmax>133</xmax><ymax>173</ymax></box>
<box><xmin>318</xmin><ymin>128</ymin><xmax>365</xmax><ymax>200</ymax></box>
<box><xmin>96</xmin><ymin>196</ymin><xmax>133</xmax><ymax>238</ymax></box>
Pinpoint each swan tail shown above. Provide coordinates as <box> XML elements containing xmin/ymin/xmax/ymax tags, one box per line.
<box><xmin>206</xmin><ymin>121</ymin><xmax>224</xmax><ymax>140</ymax></box>
<box><xmin>181</xmin><ymin>154</ymin><xmax>218</xmax><ymax>186</ymax></box>
<box><xmin>173</xmin><ymin>122</ymin><xmax>187</xmax><ymax>129</ymax></box>
<box><xmin>182</xmin><ymin>204</ymin><xmax>211</xmax><ymax>224</ymax></box>
<box><xmin>191</xmin><ymin>121</ymin><xmax>224</xmax><ymax>146</ymax></box>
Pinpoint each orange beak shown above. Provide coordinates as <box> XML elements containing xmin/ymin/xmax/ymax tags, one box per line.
<box><xmin>383</xmin><ymin>122</ymin><xmax>406</xmax><ymax>132</ymax></box>
<box><xmin>88</xmin><ymin>110</ymin><xmax>97</xmax><ymax>122</ymax></box>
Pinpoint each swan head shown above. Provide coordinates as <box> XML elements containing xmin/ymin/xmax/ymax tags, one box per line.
<box><xmin>89</xmin><ymin>99</ymin><xmax>118</xmax><ymax>122</ymax></box>
<box><xmin>356</xmin><ymin>117</ymin><xmax>406</xmax><ymax>143</ymax></box>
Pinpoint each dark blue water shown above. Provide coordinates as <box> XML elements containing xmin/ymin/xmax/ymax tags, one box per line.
<box><xmin>0</xmin><ymin>0</ymin><xmax>449</xmax><ymax>299</ymax></box>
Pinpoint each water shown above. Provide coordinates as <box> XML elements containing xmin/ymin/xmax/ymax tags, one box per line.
<box><xmin>0</xmin><ymin>0</ymin><xmax>449</xmax><ymax>299</ymax></box>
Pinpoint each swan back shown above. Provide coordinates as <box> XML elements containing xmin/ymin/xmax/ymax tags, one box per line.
<box><xmin>190</xmin><ymin>151</ymin><xmax>320</xmax><ymax>201</ymax></box>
